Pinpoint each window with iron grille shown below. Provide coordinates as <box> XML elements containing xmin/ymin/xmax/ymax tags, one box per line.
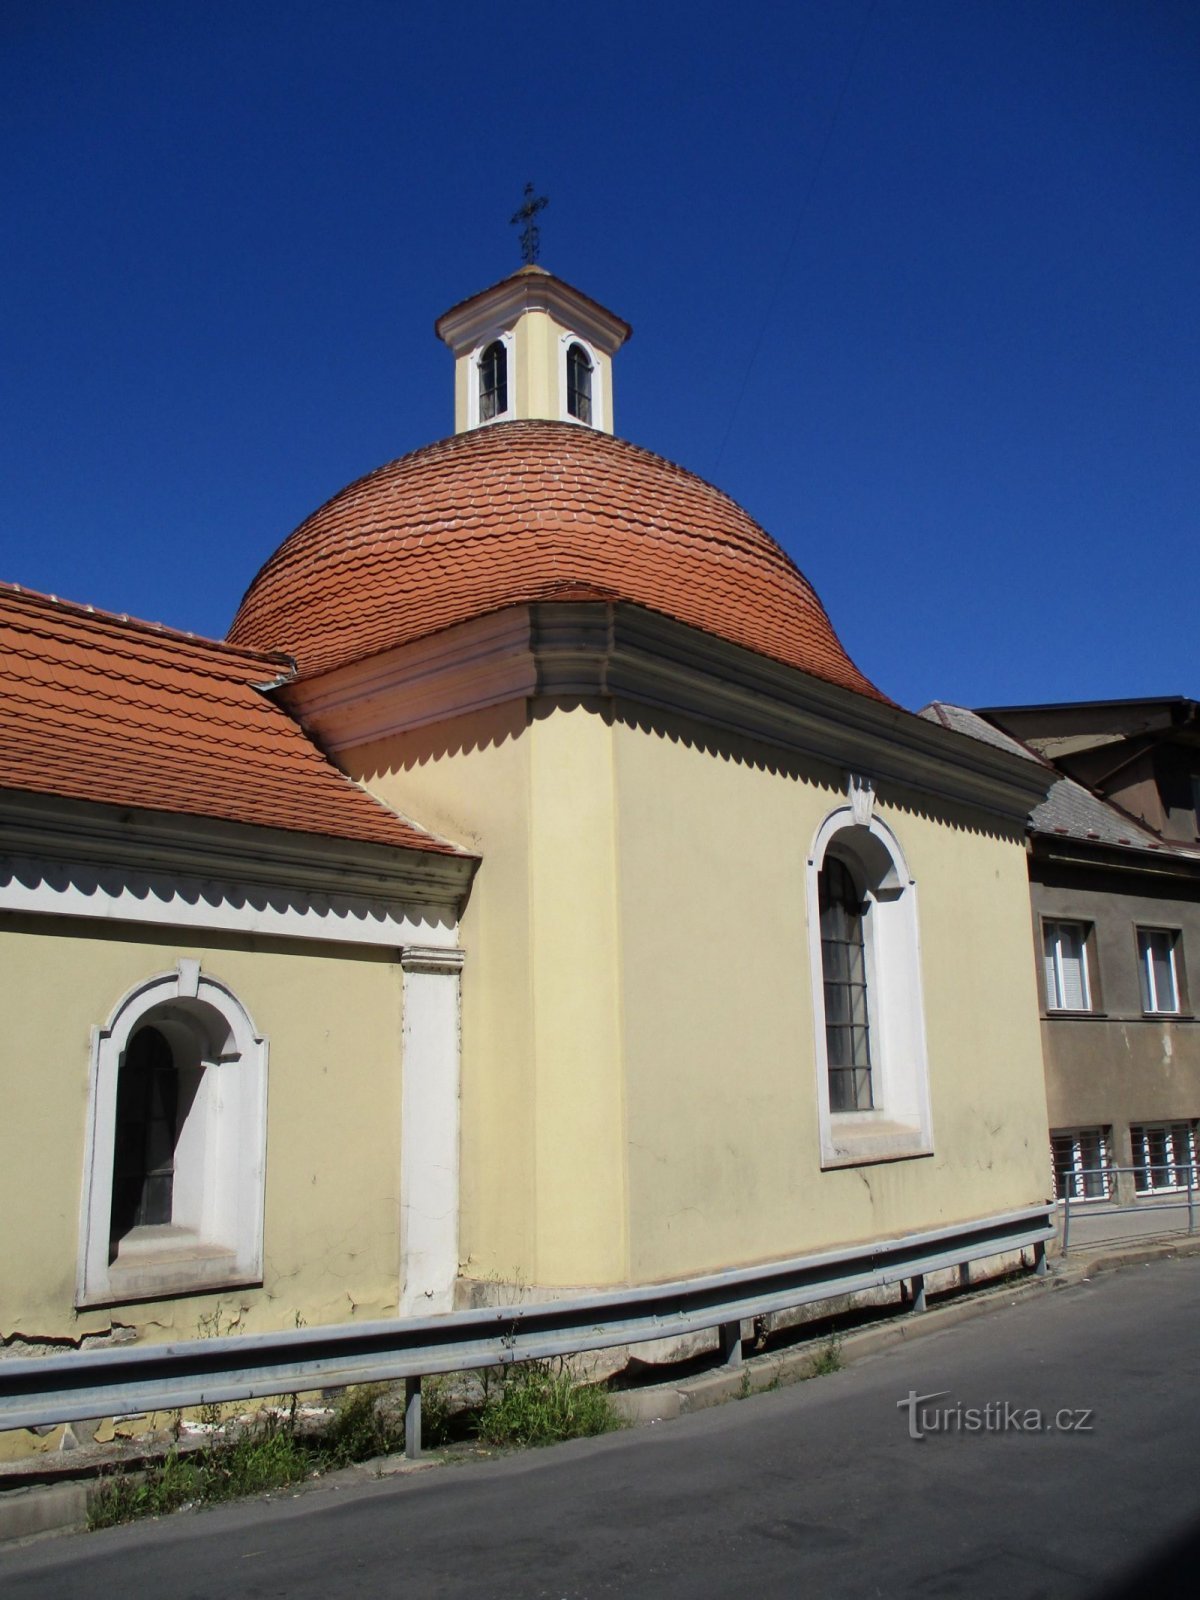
<box><xmin>1051</xmin><ymin>1128</ymin><xmax>1111</xmax><ymax>1201</ymax></box>
<box><xmin>566</xmin><ymin>342</ymin><xmax>592</xmax><ymax>425</ymax></box>
<box><xmin>1131</xmin><ymin>1121</ymin><xmax>1197</xmax><ymax>1193</ymax></box>
<box><xmin>478</xmin><ymin>340</ymin><xmax>508</xmax><ymax>422</ymax></box>
<box><xmin>819</xmin><ymin>854</ymin><xmax>873</xmax><ymax>1113</ymax></box>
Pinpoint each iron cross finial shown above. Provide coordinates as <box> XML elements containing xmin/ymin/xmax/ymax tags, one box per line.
<box><xmin>510</xmin><ymin>182</ymin><xmax>549</xmax><ymax>264</ymax></box>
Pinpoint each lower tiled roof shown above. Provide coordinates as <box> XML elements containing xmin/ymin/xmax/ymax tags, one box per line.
<box><xmin>0</xmin><ymin>584</ymin><xmax>461</xmax><ymax>855</ymax></box>
<box><xmin>228</xmin><ymin>421</ymin><xmax>886</xmax><ymax>701</ymax></box>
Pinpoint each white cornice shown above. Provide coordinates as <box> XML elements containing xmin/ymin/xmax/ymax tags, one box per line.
<box><xmin>285</xmin><ymin>603</ymin><xmax>1053</xmax><ymax>824</ymax></box>
<box><xmin>0</xmin><ymin>852</ymin><xmax>462</xmax><ymax>948</ymax></box>
<box><xmin>279</xmin><ymin>609</ymin><xmax>537</xmax><ymax>749</ymax></box>
<box><xmin>436</xmin><ymin>276</ymin><xmax>631</xmax><ymax>356</ymax></box>
<box><xmin>0</xmin><ymin>790</ymin><xmax>475</xmax><ymax>946</ymax></box>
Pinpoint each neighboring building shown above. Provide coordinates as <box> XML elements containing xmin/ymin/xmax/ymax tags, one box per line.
<box><xmin>924</xmin><ymin>702</ymin><xmax>1200</xmax><ymax>1205</ymax></box>
<box><xmin>2</xmin><ymin>266</ymin><xmax>1056</xmax><ymax>1453</ymax></box>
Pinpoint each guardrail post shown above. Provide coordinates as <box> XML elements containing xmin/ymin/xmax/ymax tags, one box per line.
<box><xmin>1189</xmin><ymin>1165</ymin><xmax>1196</xmax><ymax>1237</ymax></box>
<box><xmin>957</xmin><ymin>1262</ymin><xmax>970</xmax><ymax>1290</ymax></box>
<box><xmin>1061</xmin><ymin>1191</ymin><xmax>1071</xmax><ymax>1258</ymax></box>
<box><xmin>405</xmin><ymin>1375</ymin><xmax>422</xmax><ymax>1459</ymax></box>
<box><xmin>909</xmin><ymin>1273</ymin><xmax>926</xmax><ymax>1314</ymax></box>
<box><xmin>719</xmin><ymin>1321</ymin><xmax>743</xmax><ymax>1368</ymax></box>
<box><xmin>1033</xmin><ymin>1239</ymin><xmax>1047</xmax><ymax>1277</ymax></box>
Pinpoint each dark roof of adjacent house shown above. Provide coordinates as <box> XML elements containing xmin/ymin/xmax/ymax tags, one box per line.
<box><xmin>0</xmin><ymin>582</ymin><xmax>464</xmax><ymax>855</ymax></box>
<box><xmin>920</xmin><ymin>702</ymin><xmax>1200</xmax><ymax>859</ymax></box>
<box><xmin>228</xmin><ymin>420</ymin><xmax>887</xmax><ymax>703</ymax></box>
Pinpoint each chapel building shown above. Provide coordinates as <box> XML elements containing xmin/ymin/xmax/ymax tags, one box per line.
<box><xmin>0</xmin><ymin>267</ymin><xmax>1055</xmax><ymax>1420</ymax></box>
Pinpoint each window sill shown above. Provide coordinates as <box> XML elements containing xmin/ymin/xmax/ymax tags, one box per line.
<box><xmin>821</xmin><ymin>1115</ymin><xmax>934</xmax><ymax>1169</ymax></box>
<box><xmin>1042</xmin><ymin>1009</ymin><xmax>1105</xmax><ymax>1020</ymax></box>
<box><xmin>76</xmin><ymin>1228</ymin><xmax>259</xmax><ymax>1308</ymax></box>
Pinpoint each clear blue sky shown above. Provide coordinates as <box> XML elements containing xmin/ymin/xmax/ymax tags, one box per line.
<box><xmin>3</xmin><ymin>1</ymin><xmax>1196</xmax><ymax>710</ymax></box>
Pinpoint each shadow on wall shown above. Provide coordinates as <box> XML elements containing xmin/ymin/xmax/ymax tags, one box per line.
<box><xmin>351</xmin><ymin>691</ymin><xmax>1027</xmax><ymax>849</ymax></box>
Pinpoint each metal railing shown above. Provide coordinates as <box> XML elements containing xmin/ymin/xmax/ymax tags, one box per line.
<box><xmin>0</xmin><ymin>1204</ymin><xmax>1053</xmax><ymax>1458</ymax></box>
<box><xmin>1058</xmin><ymin>1164</ymin><xmax>1196</xmax><ymax>1257</ymax></box>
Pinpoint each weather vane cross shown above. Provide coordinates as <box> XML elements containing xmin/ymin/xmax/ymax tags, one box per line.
<box><xmin>510</xmin><ymin>182</ymin><xmax>549</xmax><ymax>264</ymax></box>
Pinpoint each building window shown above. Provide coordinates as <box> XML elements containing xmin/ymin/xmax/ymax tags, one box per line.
<box><xmin>819</xmin><ymin>855</ymin><xmax>873</xmax><ymax>1112</ymax></box>
<box><xmin>77</xmin><ymin>962</ymin><xmax>268</xmax><ymax>1307</ymax></box>
<box><xmin>478</xmin><ymin>339</ymin><xmax>508</xmax><ymax>422</ymax></box>
<box><xmin>566</xmin><ymin>342</ymin><xmax>593</xmax><ymax>424</ymax></box>
<box><xmin>806</xmin><ymin>798</ymin><xmax>933</xmax><ymax>1168</ymax></box>
<box><xmin>1136</xmin><ymin>927</ymin><xmax>1182</xmax><ymax>1014</ymax></box>
<box><xmin>1131</xmin><ymin>1122</ymin><xmax>1197</xmax><ymax>1193</ymax></box>
<box><xmin>1051</xmin><ymin>1128</ymin><xmax>1111</xmax><ymax>1201</ymax></box>
<box><xmin>110</xmin><ymin>1025</ymin><xmax>179</xmax><ymax>1242</ymax></box>
<box><xmin>1042</xmin><ymin>920</ymin><xmax>1092</xmax><ymax>1011</ymax></box>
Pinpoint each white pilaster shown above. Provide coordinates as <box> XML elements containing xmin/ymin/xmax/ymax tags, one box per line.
<box><xmin>398</xmin><ymin>946</ymin><xmax>465</xmax><ymax>1316</ymax></box>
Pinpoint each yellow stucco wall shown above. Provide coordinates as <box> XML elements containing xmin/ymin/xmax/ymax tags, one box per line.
<box><xmin>350</xmin><ymin>695</ymin><xmax>1051</xmax><ymax>1293</ymax></box>
<box><xmin>350</xmin><ymin>701</ymin><xmax>539</xmax><ymax>1282</ymax></box>
<box><xmin>612</xmin><ymin>709</ymin><xmax>1051</xmax><ymax>1279</ymax></box>
<box><xmin>0</xmin><ymin>916</ymin><xmax>405</xmax><ymax>1344</ymax></box>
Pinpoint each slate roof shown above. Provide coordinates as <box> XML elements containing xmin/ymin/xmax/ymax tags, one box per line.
<box><xmin>228</xmin><ymin>420</ymin><xmax>886</xmax><ymax>703</ymax></box>
<box><xmin>0</xmin><ymin>583</ymin><xmax>461</xmax><ymax>855</ymax></box>
<box><xmin>921</xmin><ymin>702</ymin><xmax>1199</xmax><ymax>858</ymax></box>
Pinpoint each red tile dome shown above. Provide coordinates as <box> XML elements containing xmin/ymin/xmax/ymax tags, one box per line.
<box><xmin>228</xmin><ymin>420</ymin><xmax>885</xmax><ymax>701</ymax></box>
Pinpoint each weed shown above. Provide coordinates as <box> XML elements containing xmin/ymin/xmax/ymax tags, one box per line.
<box><xmin>89</xmin><ymin>1413</ymin><xmax>310</xmax><ymax>1530</ymax></box>
<box><xmin>809</xmin><ymin>1331</ymin><xmax>843</xmax><ymax>1377</ymax></box>
<box><xmin>738</xmin><ymin>1370</ymin><xmax>752</xmax><ymax>1399</ymax></box>
<box><xmin>477</xmin><ymin>1359</ymin><xmax>619</xmax><ymax>1448</ymax></box>
<box><xmin>323</xmin><ymin>1384</ymin><xmax>405</xmax><ymax>1466</ymax></box>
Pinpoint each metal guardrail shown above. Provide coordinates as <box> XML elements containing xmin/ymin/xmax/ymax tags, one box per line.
<box><xmin>1059</xmin><ymin>1164</ymin><xmax>1196</xmax><ymax>1257</ymax></box>
<box><xmin>0</xmin><ymin>1204</ymin><xmax>1053</xmax><ymax>1456</ymax></box>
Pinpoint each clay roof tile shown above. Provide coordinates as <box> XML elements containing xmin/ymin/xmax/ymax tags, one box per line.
<box><xmin>228</xmin><ymin>420</ymin><xmax>885</xmax><ymax>702</ymax></box>
<box><xmin>0</xmin><ymin>584</ymin><xmax>462</xmax><ymax>856</ymax></box>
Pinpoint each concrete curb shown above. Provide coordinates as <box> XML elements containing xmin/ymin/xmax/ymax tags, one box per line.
<box><xmin>5</xmin><ymin>1236</ymin><xmax>1198</xmax><ymax>1548</ymax></box>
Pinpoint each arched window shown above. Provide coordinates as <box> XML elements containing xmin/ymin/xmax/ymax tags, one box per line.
<box><xmin>807</xmin><ymin>795</ymin><xmax>933</xmax><ymax>1168</ymax></box>
<box><xmin>478</xmin><ymin>339</ymin><xmax>508</xmax><ymax>422</ymax></box>
<box><xmin>566</xmin><ymin>342</ymin><xmax>593</xmax><ymax>424</ymax></box>
<box><xmin>818</xmin><ymin>855</ymin><xmax>873</xmax><ymax>1113</ymax></box>
<box><xmin>110</xmin><ymin>1025</ymin><xmax>179</xmax><ymax>1241</ymax></box>
<box><xmin>78</xmin><ymin>962</ymin><xmax>268</xmax><ymax>1305</ymax></box>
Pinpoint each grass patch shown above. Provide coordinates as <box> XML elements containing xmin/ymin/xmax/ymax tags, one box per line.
<box><xmin>88</xmin><ymin>1365</ymin><xmax>616</xmax><ymax>1530</ymax></box>
<box><xmin>478</xmin><ymin>1360</ymin><xmax>620</xmax><ymax>1448</ymax></box>
<box><xmin>88</xmin><ymin>1415</ymin><xmax>311</xmax><ymax>1529</ymax></box>
<box><xmin>808</xmin><ymin>1331</ymin><xmax>843</xmax><ymax>1377</ymax></box>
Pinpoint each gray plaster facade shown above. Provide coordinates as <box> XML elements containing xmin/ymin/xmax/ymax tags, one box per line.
<box><xmin>924</xmin><ymin>699</ymin><xmax>1200</xmax><ymax>1208</ymax></box>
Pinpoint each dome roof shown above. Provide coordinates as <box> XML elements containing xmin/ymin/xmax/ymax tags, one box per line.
<box><xmin>228</xmin><ymin>421</ymin><xmax>885</xmax><ymax>702</ymax></box>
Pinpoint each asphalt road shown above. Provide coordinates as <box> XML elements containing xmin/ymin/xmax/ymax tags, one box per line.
<box><xmin>4</xmin><ymin>1256</ymin><xmax>1200</xmax><ymax>1599</ymax></box>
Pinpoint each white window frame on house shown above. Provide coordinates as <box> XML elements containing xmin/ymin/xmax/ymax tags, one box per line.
<box><xmin>468</xmin><ymin>330</ymin><xmax>515</xmax><ymax>429</ymax></box>
<box><xmin>558</xmin><ymin>332</ymin><xmax>604</xmax><ymax>430</ymax></box>
<box><xmin>1131</xmin><ymin>1121</ymin><xmax>1197</xmax><ymax>1195</ymax></box>
<box><xmin>1050</xmin><ymin>1127</ymin><xmax>1112</xmax><ymax>1202</ymax></box>
<box><xmin>1136</xmin><ymin>926</ymin><xmax>1183</xmax><ymax>1015</ymax></box>
<box><xmin>1041</xmin><ymin>919</ymin><xmax>1093</xmax><ymax>1013</ymax></box>
<box><xmin>806</xmin><ymin>792</ymin><xmax>933</xmax><ymax>1168</ymax></box>
<box><xmin>76</xmin><ymin>960</ymin><xmax>268</xmax><ymax>1307</ymax></box>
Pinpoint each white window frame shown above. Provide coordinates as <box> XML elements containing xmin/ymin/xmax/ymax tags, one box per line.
<box><xmin>1131</xmin><ymin>1121</ymin><xmax>1197</xmax><ymax>1194</ymax></box>
<box><xmin>1136</xmin><ymin>926</ymin><xmax>1181</xmax><ymax>1015</ymax></box>
<box><xmin>468</xmin><ymin>330</ymin><xmax>516</xmax><ymax>429</ymax></box>
<box><xmin>1042</xmin><ymin>919</ymin><xmax>1093</xmax><ymax>1012</ymax></box>
<box><xmin>1051</xmin><ymin>1127</ymin><xmax>1111</xmax><ymax>1202</ymax></box>
<box><xmin>77</xmin><ymin>960</ymin><xmax>268</xmax><ymax>1307</ymax></box>
<box><xmin>806</xmin><ymin>799</ymin><xmax>933</xmax><ymax>1168</ymax></box>
<box><xmin>558</xmin><ymin>332</ymin><xmax>605</xmax><ymax>430</ymax></box>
